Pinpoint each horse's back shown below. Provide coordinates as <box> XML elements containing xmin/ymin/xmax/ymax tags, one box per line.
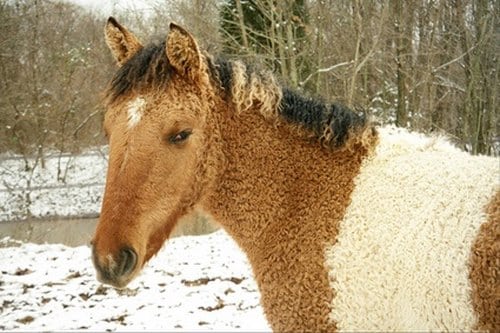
<box><xmin>326</xmin><ymin>126</ymin><xmax>499</xmax><ymax>331</ymax></box>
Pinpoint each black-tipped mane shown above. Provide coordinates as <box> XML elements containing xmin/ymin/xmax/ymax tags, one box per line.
<box><xmin>209</xmin><ymin>57</ymin><xmax>233</xmax><ymax>97</ymax></box>
<box><xmin>279</xmin><ymin>88</ymin><xmax>367</xmax><ymax>147</ymax></box>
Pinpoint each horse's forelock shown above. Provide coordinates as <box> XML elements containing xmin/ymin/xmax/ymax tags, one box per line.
<box><xmin>105</xmin><ymin>41</ymin><xmax>174</xmax><ymax>105</ymax></box>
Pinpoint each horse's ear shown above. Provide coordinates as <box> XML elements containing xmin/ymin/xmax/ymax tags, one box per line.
<box><xmin>166</xmin><ymin>23</ymin><xmax>202</xmax><ymax>80</ymax></box>
<box><xmin>105</xmin><ymin>17</ymin><xmax>143</xmax><ymax>67</ymax></box>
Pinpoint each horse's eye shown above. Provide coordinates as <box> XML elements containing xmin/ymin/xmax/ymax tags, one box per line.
<box><xmin>169</xmin><ymin>130</ymin><xmax>192</xmax><ymax>144</ymax></box>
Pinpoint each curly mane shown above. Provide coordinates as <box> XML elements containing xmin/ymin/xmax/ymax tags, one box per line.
<box><xmin>211</xmin><ymin>58</ymin><xmax>374</xmax><ymax>149</ymax></box>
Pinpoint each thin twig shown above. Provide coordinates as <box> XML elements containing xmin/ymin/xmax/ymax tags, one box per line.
<box><xmin>73</xmin><ymin>108</ymin><xmax>101</xmax><ymax>138</ymax></box>
<box><xmin>299</xmin><ymin>61</ymin><xmax>353</xmax><ymax>87</ymax></box>
<box><xmin>432</xmin><ymin>44</ymin><xmax>477</xmax><ymax>73</ymax></box>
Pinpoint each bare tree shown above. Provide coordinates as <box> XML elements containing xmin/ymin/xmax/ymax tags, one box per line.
<box><xmin>0</xmin><ymin>0</ymin><xmax>111</xmax><ymax>158</ymax></box>
<box><xmin>0</xmin><ymin>0</ymin><xmax>497</xmax><ymax>160</ymax></box>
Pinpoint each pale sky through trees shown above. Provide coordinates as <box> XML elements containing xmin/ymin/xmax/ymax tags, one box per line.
<box><xmin>63</xmin><ymin>0</ymin><xmax>156</xmax><ymax>16</ymax></box>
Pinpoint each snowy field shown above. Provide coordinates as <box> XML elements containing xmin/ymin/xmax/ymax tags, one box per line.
<box><xmin>0</xmin><ymin>230</ymin><xmax>270</xmax><ymax>331</ymax></box>
<box><xmin>0</xmin><ymin>149</ymin><xmax>108</xmax><ymax>222</ymax></box>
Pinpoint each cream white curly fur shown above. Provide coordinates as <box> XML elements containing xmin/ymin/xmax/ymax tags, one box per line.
<box><xmin>326</xmin><ymin>126</ymin><xmax>499</xmax><ymax>331</ymax></box>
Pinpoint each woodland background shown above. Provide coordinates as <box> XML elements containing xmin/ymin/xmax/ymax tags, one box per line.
<box><xmin>1</xmin><ymin>0</ymin><xmax>498</xmax><ymax>162</ymax></box>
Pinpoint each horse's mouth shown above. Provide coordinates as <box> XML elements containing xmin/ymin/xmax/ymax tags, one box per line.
<box><xmin>96</xmin><ymin>274</ymin><xmax>134</xmax><ymax>290</ymax></box>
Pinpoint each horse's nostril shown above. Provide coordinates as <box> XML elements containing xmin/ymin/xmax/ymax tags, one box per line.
<box><xmin>118</xmin><ymin>247</ymin><xmax>137</xmax><ymax>277</ymax></box>
<box><xmin>91</xmin><ymin>245</ymin><xmax>137</xmax><ymax>286</ymax></box>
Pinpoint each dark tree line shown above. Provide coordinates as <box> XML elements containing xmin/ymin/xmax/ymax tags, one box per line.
<box><xmin>0</xmin><ymin>0</ymin><xmax>497</xmax><ymax>156</ymax></box>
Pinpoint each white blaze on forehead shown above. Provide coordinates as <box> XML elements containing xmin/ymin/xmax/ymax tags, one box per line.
<box><xmin>127</xmin><ymin>97</ymin><xmax>146</xmax><ymax>129</ymax></box>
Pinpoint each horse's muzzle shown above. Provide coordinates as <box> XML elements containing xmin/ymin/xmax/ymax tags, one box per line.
<box><xmin>91</xmin><ymin>245</ymin><xmax>137</xmax><ymax>288</ymax></box>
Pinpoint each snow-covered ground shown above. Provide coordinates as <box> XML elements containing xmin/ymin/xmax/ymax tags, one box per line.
<box><xmin>0</xmin><ymin>230</ymin><xmax>270</xmax><ymax>331</ymax></box>
<box><xmin>0</xmin><ymin>149</ymin><xmax>108</xmax><ymax>222</ymax></box>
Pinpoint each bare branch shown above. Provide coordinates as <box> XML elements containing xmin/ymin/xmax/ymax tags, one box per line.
<box><xmin>73</xmin><ymin>108</ymin><xmax>101</xmax><ymax>138</ymax></box>
<box><xmin>432</xmin><ymin>44</ymin><xmax>478</xmax><ymax>74</ymax></box>
<box><xmin>299</xmin><ymin>61</ymin><xmax>354</xmax><ymax>87</ymax></box>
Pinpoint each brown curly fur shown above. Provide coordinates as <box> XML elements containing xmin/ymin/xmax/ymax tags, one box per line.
<box><xmin>470</xmin><ymin>190</ymin><xmax>500</xmax><ymax>332</ymax></box>
<box><xmin>199</xmin><ymin>56</ymin><xmax>376</xmax><ymax>331</ymax></box>
<box><xmin>93</xmin><ymin>17</ymin><xmax>378</xmax><ymax>332</ymax></box>
<box><xmin>203</xmin><ymin>104</ymin><xmax>376</xmax><ymax>331</ymax></box>
<box><xmin>104</xmin><ymin>17</ymin><xmax>143</xmax><ymax>67</ymax></box>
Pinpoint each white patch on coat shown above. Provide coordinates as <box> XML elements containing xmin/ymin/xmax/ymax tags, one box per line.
<box><xmin>106</xmin><ymin>254</ymin><xmax>116</xmax><ymax>269</ymax></box>
<box><xmin>325</xmin><ymin>125</ymin><xmax>498</xmax><ymax>331</ymax></box>
<box><xmin>127</xmin><ymin>97</ymin><xmax>146</xmax><ymax>129</ymax></box>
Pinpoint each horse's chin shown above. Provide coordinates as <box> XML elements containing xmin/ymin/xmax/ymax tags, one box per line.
<box><xmin>96</xmin><ymin>270</ymin><xmax>138</xmax><ymax>290</ymax></box>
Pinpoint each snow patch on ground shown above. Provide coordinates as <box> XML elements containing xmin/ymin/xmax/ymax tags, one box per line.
<box><xmin>0</xmin><ymin>149</ymin><xmax>108</xmax><ymax>222</ymax></box>
<box><xmin>0</xmin><ymin>230</ymin><xmax>270</xmax><ymax>331</ymax></box>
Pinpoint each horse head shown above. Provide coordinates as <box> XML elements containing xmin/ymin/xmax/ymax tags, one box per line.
<box><xmin>91</xmin><ymin>18</ymin><xmax>217</xmax><ymax>288</ymax></box>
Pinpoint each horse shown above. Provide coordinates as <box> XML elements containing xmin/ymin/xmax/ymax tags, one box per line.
<box><xmin>91</xmin><ymin>17</ymin><xmax>499</xmax><ymax>332</ymax></box>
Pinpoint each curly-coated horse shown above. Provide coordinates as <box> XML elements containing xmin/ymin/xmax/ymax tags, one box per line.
<box><xmin>91</xmin><ymin>18</ymin><xmax>499</xmax><ymax>332</ymax></box>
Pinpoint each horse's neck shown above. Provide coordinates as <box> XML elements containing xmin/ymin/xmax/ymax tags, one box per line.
<box><xmin>203</xmin><ymin>104</ymin><xmax>372</xmax><ymax>330</ymax></box>
<box><xmin>207</xmin><ymin>105</ymin><xmax>365</xmax><ymax>236</ymax></box>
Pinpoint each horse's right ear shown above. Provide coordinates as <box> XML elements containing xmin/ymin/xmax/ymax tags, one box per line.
<box><xmin>166</xmin><ymin>23</ymin><xmax>202</xmax><ymax>81</ymax></box>
<box><xmin>104</xmin><ymin>17</ymin><xmax>143</xmax><ymax>67</ymax></box>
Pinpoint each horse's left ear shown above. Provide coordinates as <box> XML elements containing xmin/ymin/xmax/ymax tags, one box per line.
<box><xmin>166</xmin><ymin>23</ymin><xmax>202</xmax><ymax>80</ymax></box>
